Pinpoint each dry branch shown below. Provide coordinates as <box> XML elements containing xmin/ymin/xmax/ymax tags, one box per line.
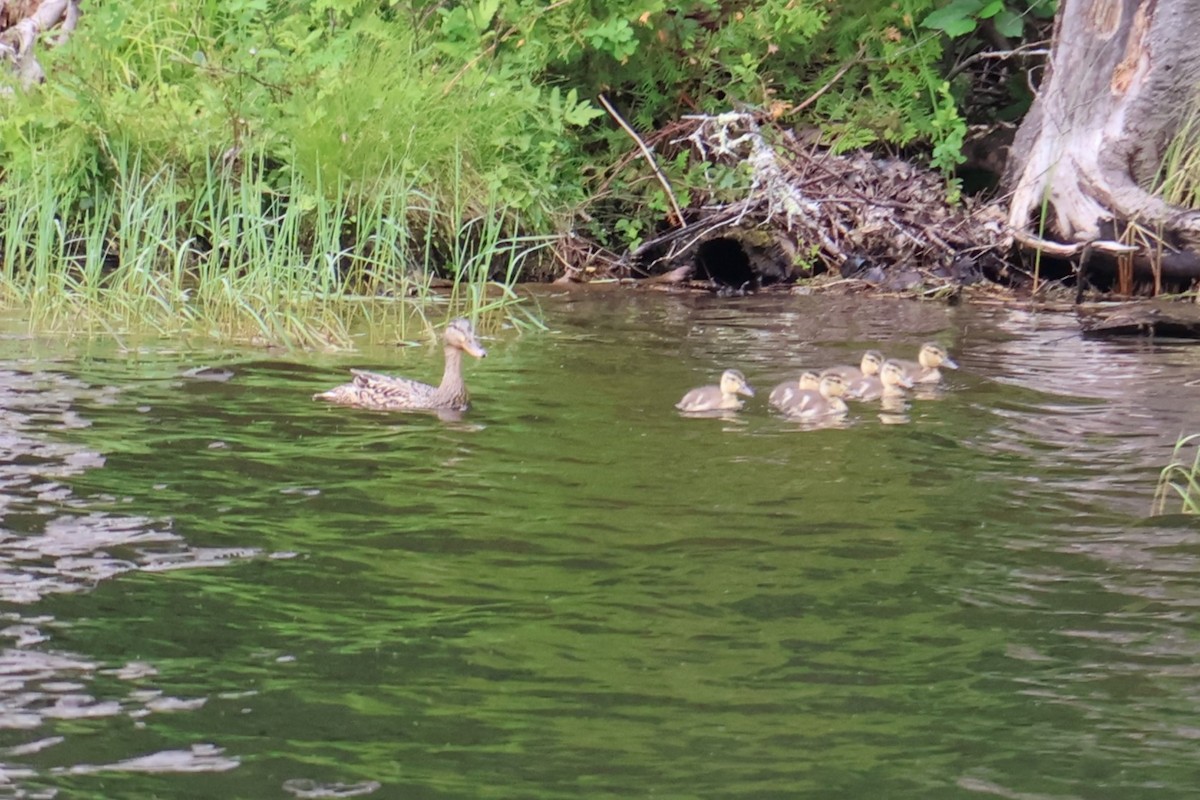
<box><xmin>621</xmin><ymin>112</ymin><xmax>1008</xmax><ymax>289</ymax></box>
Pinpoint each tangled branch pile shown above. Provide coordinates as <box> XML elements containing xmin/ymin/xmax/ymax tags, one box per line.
<box><xmin>612</xmin><ymin>112</ymin><xmax>1011</xmax><ymax>292</ymax></box>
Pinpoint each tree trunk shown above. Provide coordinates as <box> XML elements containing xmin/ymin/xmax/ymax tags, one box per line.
<box><xmin>1004</xmin><ymin>0</ymin><xmax>1200</xmax><ymax>282</ymax></box>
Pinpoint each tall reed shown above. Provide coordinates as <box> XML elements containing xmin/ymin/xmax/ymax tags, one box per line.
<box><xmin>1153</xmin><ymin>433</ymin><xmax>1200</xmax><ymax>515</ymax></box>
<box><xmin>1154</xmin><ymin>102</ymin><xmax>1200</xmax><ymax>208</ymax></box>
<box><xmin>0</xmin><ymin>143</ymin><xmax>546</xmax><ymax>347</ymax></box>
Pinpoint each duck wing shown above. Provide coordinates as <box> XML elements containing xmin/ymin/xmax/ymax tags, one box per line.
<box><xmin>348</xmin><ymin>369</ymin><xmax>438</xmax><ymax>409</ymax></box>
<box><xmin>676</xmin><ymin>385</ymin><xmax>733</xmax><ymax>412</ymax></box>
<box><xmin>847</xmin><ymin>375</ymin><xmax>882</xmax><ymax>401</ymax></box>
<box><xmin>769</xmin><ymin>381</ymin><xmax>800</xmax><ymax>411</ymax></box>
<box><xmin>777</xmin><ymin>389</ymin><xmax>821</xmax><ymax>416</ymax></box>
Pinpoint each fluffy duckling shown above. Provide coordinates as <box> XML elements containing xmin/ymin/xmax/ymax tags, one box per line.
<box><xmin>780</xmin><ymin>374</ymin><xmax>849</xmax><ymax>420</ymax></box>
<box><xmin>676</xmin><ymin>369</ymin><xmax>755</xmax><ymax>413</ymax></box>
<box><xmin>314</xmin><ymin>318</ymin><xmax>487</xmax><ymax>412</ymax></box>
<box><xmin>768</xmin><ymin>371</ymin><xmax>820</xmax><ymax>412</ymax></box>
<box><xmin>848</xmin><ymin>360</ymin><xmax>914</xmax><ymax>401</ymax></box>
<box><xmin>895</xmin><ymin>342</ymin><xmax>959</xmax><ymax>384</ymax></box>
<box><xmin>821</xmin><ymin>350</ymin><xmax>884</xmax><ymax>382</ymax></box>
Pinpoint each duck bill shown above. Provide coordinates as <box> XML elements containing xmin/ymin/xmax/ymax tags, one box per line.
<box><xmin>463</xmin><ymin>339</ymin><xmax>488</xmax><ymax>359</ymax></box>
<box><xmin>942</xmin><ymin>356</ymin><xmax>959</xmax><ymax>370</ymax></box>
<box><xmin>739</xmin><ymin>384</ymin><xmax>756</xmax><ymax>398</ymax></box>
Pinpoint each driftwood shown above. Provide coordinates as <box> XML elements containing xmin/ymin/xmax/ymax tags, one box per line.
<box><xmin>0</xmin><ymin>0</ymin><xmax>81</xmax><ymax>89</ymax></box>
<box><xmin>1077</xmin><ymin>298</ymin><xmax>1200</xmax><ymax>338</ymax></box>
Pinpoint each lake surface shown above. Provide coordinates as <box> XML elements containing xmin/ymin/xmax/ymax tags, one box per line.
<box><xmin>0</xmin><ymin>290</ymin><xmax>1198</xmax><ymax>799</ymax></box>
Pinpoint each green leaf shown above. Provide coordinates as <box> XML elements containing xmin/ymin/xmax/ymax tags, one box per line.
<box><xmin>993</xmin><ymin>8</ymin><xmax>1024</xmax><ymax>37</ymax></box>
<box><xmin>922</xmin><ymin>0</ymin><xmax>985</xmax><ymax>37</ymax></box>
<box><xmin>978</xmin><ymin>0</ymin><xmax>1005</xmax><ymax>19</ymax></box>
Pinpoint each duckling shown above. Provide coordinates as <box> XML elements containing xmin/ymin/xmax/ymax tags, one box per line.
<box><xmin>895</xmin><ymin>342</ymin><xmax>959</xmax><ymax>384</ymax></box>
<box><xmin>821</xmin><ymin>350</ymin><xmax>884</xmax><ymax>382</ymax></box>
<box><xmin>848</xmin><ymin>360</ymin><xmax>914</xmax><ymax>401</ymax></box>
<box><xmin>780</xmin><ymin>374</ymin><xmax>849</xmax><ymax>420</ymax></box>
<box><xmin>676</xmin><ymin>369</ymin><xmax>755</xmax><ymax>413</ymax></box>
<box><xmin>314</xmin><ymin>318</ymin><xmax>487</xmax><ymax>412</ymax></box>
<box><xmin>768</xmin><ymin>371</ymin><xmax>820</xmax><ymax>412</ymax></box>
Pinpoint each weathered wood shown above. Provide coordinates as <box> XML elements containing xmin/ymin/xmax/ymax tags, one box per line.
<box><xmin>1004</xmin><ymin>0</ymin><xmax>1200</xmax><ymax>282</ymax></box>
<box><xmin>1078</xmin><ymin>299</ymin><xmax>1200</xmax><ymax>337</ymax></box>
<box><xmin>0</xmin><ymin>0</ymin><xmax>80</xmax><ymax>88</ymax></box>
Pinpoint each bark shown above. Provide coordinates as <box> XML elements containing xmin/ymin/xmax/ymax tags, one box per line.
<box><xmin>0</xmin><ymin>0</ymin><xmax>80</xmax><ymax>89</ymax></box>
<box><xmin>1004</xmin><ymin>0</ymin><xmax>1200</xmax><ymax>278</ymax></box>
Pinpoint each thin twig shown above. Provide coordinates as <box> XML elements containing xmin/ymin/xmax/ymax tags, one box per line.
<box><xmin>947</xmin><ymin>41</ymin><xmax>1051</xmax><ymax>80</ymax></box>
<box><xmin>598</xmin><ymin>93</ymin><xmax>687</xmax><ymax>229</ymax></box>
<box><xmin>793</xmin><ymin>46</ymin><xmax>865</xmax><ymax>113</ymax></box>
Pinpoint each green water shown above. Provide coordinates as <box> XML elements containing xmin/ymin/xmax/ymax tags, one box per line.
<box><xmin>1</xmin><ymin>292</ymin><xmax>1199</xmax><ymax>799</ymax></box>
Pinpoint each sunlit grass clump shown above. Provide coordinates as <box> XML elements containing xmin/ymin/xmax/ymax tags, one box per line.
<box><xmin>0</xmin><ymin>143</ymin><xmax>547</xmax><ymax>348</ymax></box>
<box><xmin>0</xmin><ymin>1</ymin><xmax>587</xmax><ymax>346</ymax></box>
<box><xmin>1154</xmin><ymin>101</ymin><xmax>1200</xmax><ymax>208</ymax></box>
<box><xmin>1153</xmin><ymin>433</ymin><xmax>1200</xmax><ymax>515</ymax></box>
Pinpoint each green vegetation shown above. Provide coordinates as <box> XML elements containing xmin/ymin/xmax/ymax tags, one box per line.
<box><xmin>1154</xmin><ymin>103</ymin><xmax>1200</xmax><ymax>209</ymax></box>
<box><xmin>1154</xmin><ymin>433</ymin><xmax>1200</xmax><ymax>515</ymax></box>
<box><xmin>0</xmin><ymin>0</ymin><xmax>1041</xmax><ymax>344</ymax></box>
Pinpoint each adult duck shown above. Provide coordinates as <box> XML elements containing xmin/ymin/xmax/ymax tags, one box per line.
<box><xmin>314</xmin><ymin>318</ymin><xmax>487</xmax><ymax>411</ymax></box>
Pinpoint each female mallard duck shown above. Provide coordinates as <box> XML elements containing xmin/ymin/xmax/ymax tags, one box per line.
<box><xmin>676</xmin><ymin>369</ymin><xmax>755</xmax><ymax>413</ymax></box>
<box><xmin>821</xmin><ymin>350</ymin><xmax>884</xmax><ymax>382</ymax></box>
<box><xmin>848</xmin><ymin>360</ymin><xmax>914</xmax><ymax>401</ymax></box>
<box><xmin>780</xmin><ymin>374</ymin><xmax>849</xmax><ymax>420</ymax></box>
<box><xmin>314</xmin><ymin>318</ymin><xmax>487</xmax><ymax>411</ymax></box>
<box><xmin>769</xmin><ymin>371</ymin><xmax>820</xmax><ymax>412</ymax></box>
<box><xmin>895</xmin><ymin>342</ymin><xmax>958</xmax><ymax>384</ymax></box>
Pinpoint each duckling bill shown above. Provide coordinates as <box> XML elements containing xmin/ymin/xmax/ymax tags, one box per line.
<box><xmin>676</xmin><ymin>369</ymin><xmax>754</xmax><ymax>413</ymax></box>
<box><xmin>314</xmin><ymin>318</ymin><xmax>487</xmax><ymax>412</ymax></box>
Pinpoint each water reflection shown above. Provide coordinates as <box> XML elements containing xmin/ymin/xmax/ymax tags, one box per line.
<box><xmin>0</xmin><ymin>297</ymin><xmax>1195</xmax><ymax>798</ymax></box>
<box><xmin>0</xmin><ymin>362</ymin><xmax>272</xmax><ymax>793</ymax></box>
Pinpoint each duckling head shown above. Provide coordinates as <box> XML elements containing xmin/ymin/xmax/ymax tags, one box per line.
<box><xmin>918</xmin><ymin>342</ymin><xmax>957</xmax><ymax>370</ymax></box>
<box><xmin>819</xmin><ymin>373</ymin><xmax>848</xmax><ymax>398</ymax></box>
<box><xmin>861</xmin><ymin>350</ymin><xmax>885</xmax><ymax>376</ymax></box>
<box><xmin>720</xmin><ymin>369</ymin><xmax>755</xmax><ymax>398</ymax></box>
<box><xmin>880</xmin><ymin>360</ymin><xmax>914</xmax><ymax>388</ymax></box>
<box><xmin>798</xmin><ymin>371</ymin><xmax>821</xmax><ymax>391</ymax></box>
<box><xmin>445</xmin><ymin>318</ymin><xmax>489</xmax><ymax>358</ymax></box>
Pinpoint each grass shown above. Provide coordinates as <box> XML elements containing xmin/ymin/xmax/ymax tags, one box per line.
<box><xmin>1154</xmin><ymin>102</ymin><xmax>1200</xmax><ymax>208</ymax></box>
<box><xmin>0</xmin><ymin>143</ymin><xmax>548</xmax><ymax>349</ymax></box>
<box><xmin>1153</xmin><ymin>433</ymin><xmax>1200</xmax><ymax>515</ymax></box>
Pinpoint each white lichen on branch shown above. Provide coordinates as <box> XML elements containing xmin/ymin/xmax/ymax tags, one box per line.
<box><xmin>625</xmin><ymin>111</ymin><xmax>1007</xmax><ymax>286</ymax></box>
<box><xmin>681</xmin><ymin>111</ymin><xmax>820</xmax><ymax>229</ymax></box>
